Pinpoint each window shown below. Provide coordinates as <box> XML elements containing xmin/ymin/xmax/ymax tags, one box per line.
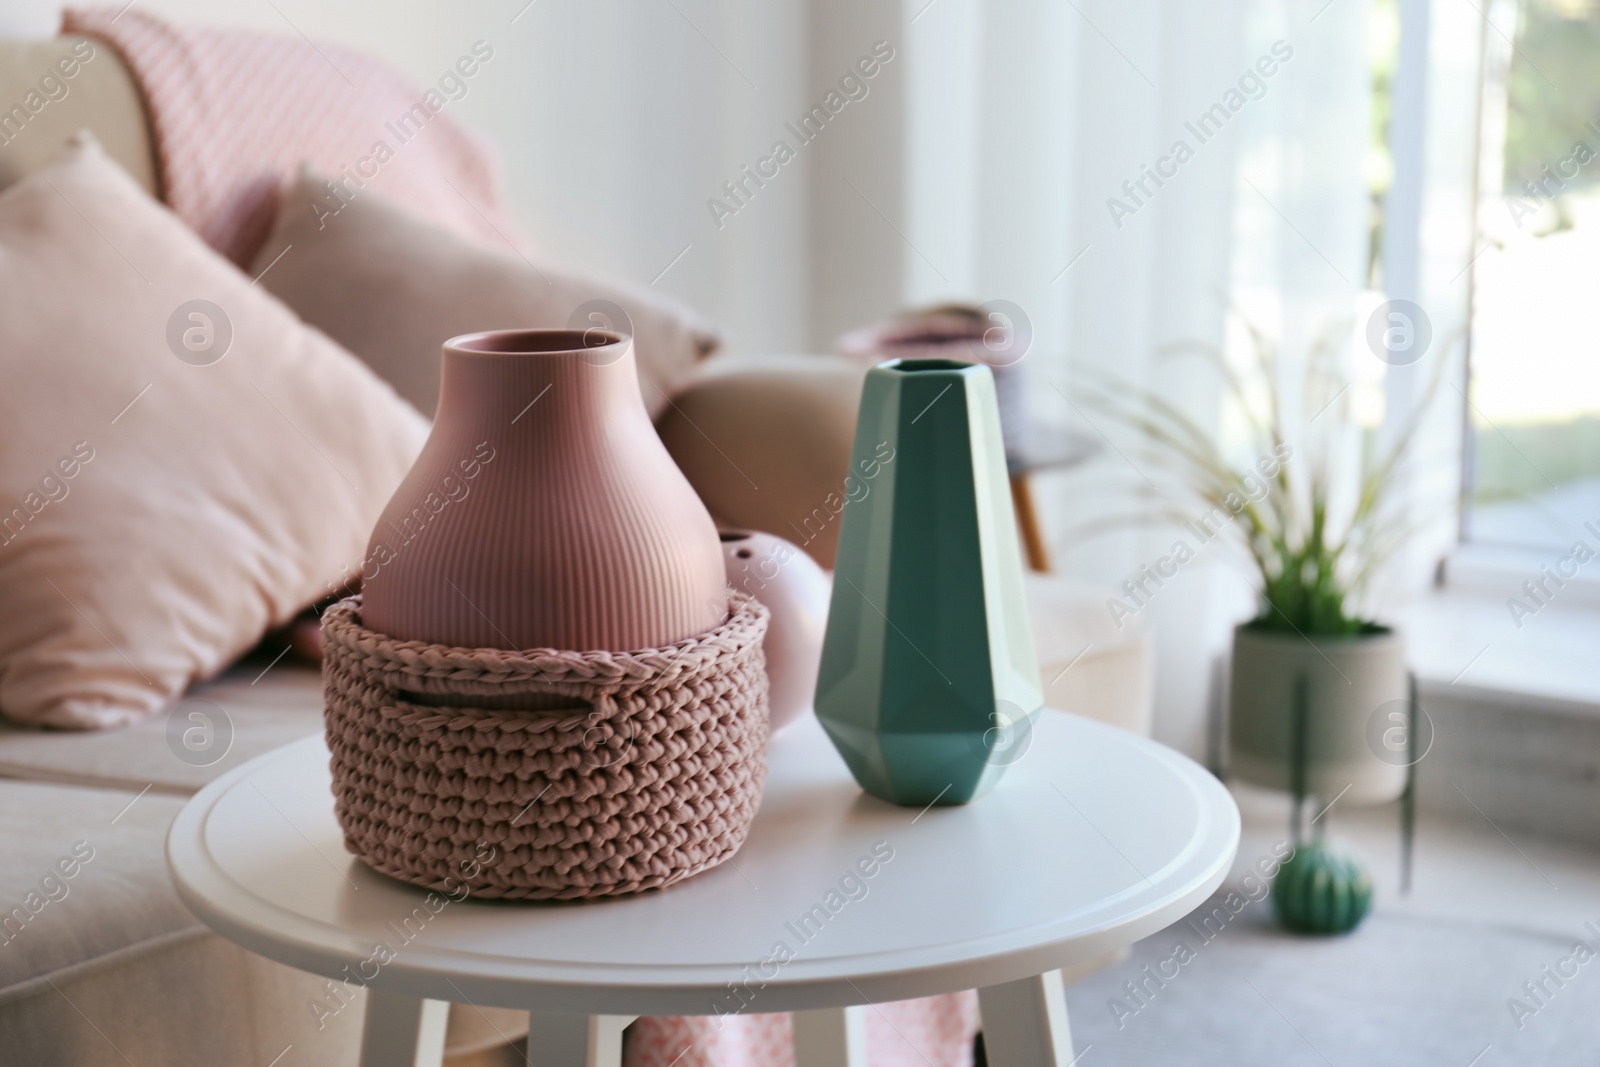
<box><xmin>1467</xmin><ymin>0</ymin><xmax>1600</xmax><ymax>553</ymax></box>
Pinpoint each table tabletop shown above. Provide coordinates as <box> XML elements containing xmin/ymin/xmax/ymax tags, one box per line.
<box><xmin>167</xmin><ymin>708</ymin><xmax>1239</xmax><ymax>1018</ymax></box>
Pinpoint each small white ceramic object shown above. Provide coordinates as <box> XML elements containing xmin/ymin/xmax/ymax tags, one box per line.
<box><xmin>719</xmin><ymin>530</ymin><xmax>830</xmax><ymax>733</ymax></box>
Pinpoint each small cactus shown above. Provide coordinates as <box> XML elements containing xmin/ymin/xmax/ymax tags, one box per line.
<box><xmin>1272</xmin><ymin>839</ymin><xmax>1373</xmax><ymax>934</ymax></box>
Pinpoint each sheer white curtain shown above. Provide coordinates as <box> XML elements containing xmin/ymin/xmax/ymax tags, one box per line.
<box><xmin>948</xmin><ymin>0</ymin><xmax>1377</xmax><ymax>760</ymax></box>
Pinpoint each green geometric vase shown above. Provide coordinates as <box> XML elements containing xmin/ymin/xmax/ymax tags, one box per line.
<box><xmin>815</xmin><ymin>358</ymin><xmax>1042</xmax><ymax>807</ymax></box>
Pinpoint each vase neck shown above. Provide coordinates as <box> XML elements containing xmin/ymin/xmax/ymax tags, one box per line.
<box><xmin>435</xmin><ymin>343</ymin><xmax>643</xmax><ymax>430</ymax></box>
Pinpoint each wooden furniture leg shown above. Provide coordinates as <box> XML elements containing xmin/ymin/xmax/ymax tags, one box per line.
<box><xmin>792</xmin><ymin>1005</ymin><xmax>868</xmax><ymax>1067</ymax></box>
<box><xmin>527</xmin><ymin>1010</ymin><xmax>632</xmax><ymax>1067</ymax></box>
<box><xmin>978</xmin><ymin>970</ymin><xmax>1077</xmax><ymax>1067</ymax></box>
<box><xmin>1010</xmin><ymin>473</ymin><xmax>1050</xmax><ymax>572</ymax></box>
<box><xmin>359</xmin><ymin>991</ymin><xmax>449</xmax><ymax>1067</ymax></box>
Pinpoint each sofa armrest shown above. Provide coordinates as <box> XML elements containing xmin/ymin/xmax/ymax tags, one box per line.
<box><xmin>655</xmin><ymin>354</ymin><xmax>865</xmax><ymax>569</ymax></box>
<box><xmin>0</xmin><ymin>37</ymin><xmax>158</xmax><ymax>195</ymax></box>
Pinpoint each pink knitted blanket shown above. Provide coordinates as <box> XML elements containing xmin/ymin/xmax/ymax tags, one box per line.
<box><xmin>62</xmin><ymin>7</ymin><xmax>518</xmax><ymax>265</ymax></box>
<box><xmin>625</xmin><ymin>997</ymin><xmax>979</xmax><ymax>1067</ymax></box>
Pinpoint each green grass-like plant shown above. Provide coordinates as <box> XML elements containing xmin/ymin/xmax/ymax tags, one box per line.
<box><xmin>1073</xmin><ymin>312</ymin><xmax>1447</xmax><ymax>636</ymax></box>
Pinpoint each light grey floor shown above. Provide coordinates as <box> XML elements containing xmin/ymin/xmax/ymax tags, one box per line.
<box><xmin>1061</xmin><ymin>783</ymin><xmax>1600</xmax><ymax>1067</ymax></box>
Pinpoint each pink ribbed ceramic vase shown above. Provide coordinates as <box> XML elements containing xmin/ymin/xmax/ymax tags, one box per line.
<box><xmin>359</xmin><ymin>329</ymin><xmax>726</xmax><ymax>652</ymax></box>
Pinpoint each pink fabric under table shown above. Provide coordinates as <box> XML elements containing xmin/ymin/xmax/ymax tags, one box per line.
<box><xmin>625</xmin><ymin>994</ymin><xmax>979</xmax><ymax>1067</ymax></box>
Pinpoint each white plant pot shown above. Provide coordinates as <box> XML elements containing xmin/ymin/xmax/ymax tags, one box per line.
<box><xmin>1228</xmin><ymin>624</ymin><xmax>1409</xmax><ymax>805</ymax></box>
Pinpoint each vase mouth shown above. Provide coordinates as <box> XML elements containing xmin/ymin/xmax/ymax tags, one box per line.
<box><xmin>445</xmin><ymin>328</ymin><xmax>626</xmax><ymax>357</ymax></box>
<box><xmin>878</xmin><ymin>357</ymin><xmax>978</xmax><ymax>374</ymax></box>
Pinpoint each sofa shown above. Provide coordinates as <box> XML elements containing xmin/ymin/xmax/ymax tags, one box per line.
<box><xmin>0</xmin><ymin>32</ymin><xmax>1150</xmax><ymax>1067</ymax></box>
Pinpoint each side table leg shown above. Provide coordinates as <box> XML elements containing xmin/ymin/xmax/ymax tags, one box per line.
<box><xmin>527</xmin><ymin>1010</ymin><xmax>632</xmax><ymax>1067</ymax></box>
<box><xmin>978</xmin><ymin>970</ymin><xmax>1076</xmax><ymax>1067</ymax></box>
<box><xmin>793</xmin><ymin>1006</ymin><xmax>867</xmax><ymax>1067</ymax></box>
<box><xmin>359</xmin><ymin>991</ymin><xmax>449</xmax><ymax>1067</ymax></box>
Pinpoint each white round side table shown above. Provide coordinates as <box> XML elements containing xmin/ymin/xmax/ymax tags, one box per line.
<box><xmin>167</xmin><ymin>709</ymin><xmax>1238</xmax><ymax>1067</ymax></box>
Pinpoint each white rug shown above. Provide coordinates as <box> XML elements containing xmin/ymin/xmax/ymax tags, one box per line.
<box><xmin>1061</xmin><ymin>883</ymin><xmax>1600</xmax><ymax>1066</ymax></box>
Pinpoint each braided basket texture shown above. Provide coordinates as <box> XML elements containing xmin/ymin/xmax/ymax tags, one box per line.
<box><xmin>320</xmin><ymin>594</ymin><xmax>769</xmax><ymax>900</ymax></box>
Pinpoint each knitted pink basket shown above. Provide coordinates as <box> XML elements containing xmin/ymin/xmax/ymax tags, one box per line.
<box><xmin>320</xmin><ymin>594</ymin><xmax>769</xmax><ymax>900</ymax></box>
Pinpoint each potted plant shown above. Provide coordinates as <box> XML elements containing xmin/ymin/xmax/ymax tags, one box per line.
<box><xmin>1076</xmin><ymin>311</ymin><xmax>1447</xmax><ymax>826</ymax></box>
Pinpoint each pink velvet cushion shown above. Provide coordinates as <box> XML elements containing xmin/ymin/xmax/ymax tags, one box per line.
<box><xmin>0</xmin><ymin>135</ymin><xmax>427</xmax><ymax>729</ymax></box>
<box><xmin>248</xmin><ymin>168</ymin><xmax>721</xmax><ymax>419</ymax></box>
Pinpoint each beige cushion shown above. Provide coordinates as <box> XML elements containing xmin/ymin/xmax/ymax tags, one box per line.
<box><xmin>1026</xmin><ymin>575</ymin><xmax>1153</xmax><ymax>736</ymax></box>
<box><xmin>0</xmin><ymin>662</ymin><xmax>324</xmax><ymax>793</ymax></box>
<box><xmin>249</xmin><ymin>168</ymin><xmax>721</xmax><ymax>418</ymax></box>
<box><xmin>0</xmin><ymin>37</ymin><xmax>157</xmax><ymax>196</ymax></box>
<box><xmin>0</xmin><ymin>135</ymin><xmax>427</xmax><ymax>729</ymax></box>
<box><xmin>656</xmin><ymin>354</ymin><xmax>866</xmax><ymax>569</ymax></box>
